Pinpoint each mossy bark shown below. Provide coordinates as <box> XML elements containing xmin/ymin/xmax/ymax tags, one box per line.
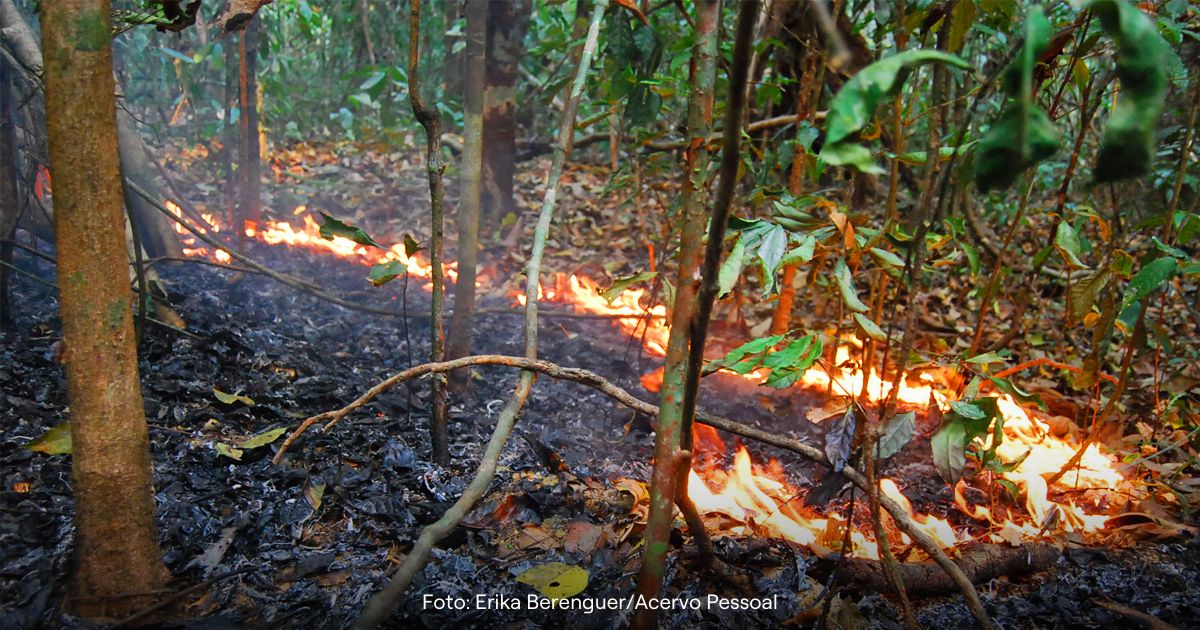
<box><xmin>41</xmin><ymin>0</ymin><xmax>168</xmax><ymax>619</ymax></box>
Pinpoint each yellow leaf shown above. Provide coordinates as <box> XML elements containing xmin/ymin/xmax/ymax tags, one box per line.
<box><xmin>515</xmin><ymin>562</ymin><xmax>589</xmax><ymax>601</ymax></box>
<box><xmin>26</xmin><ymin>422</ymin><xmax>72</xmax><ymax>455</ymax></box>
<box><xmin>213</xmin><ymin>388</ymin><xmax>255</xmax><ymax>406</ymax></box>
<box><xmin>240</xmin><ymin>426</ymin><xmax>286</xmax><ymax>449</ymax></box>
<box><xmin>215</xmin><ymin>442</ymin><xmax>243</xmax><ymax>460</ymax></box>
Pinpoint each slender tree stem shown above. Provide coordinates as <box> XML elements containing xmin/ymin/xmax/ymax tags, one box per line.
<box><xmin>351</xmin><ymin>4</ymin><xmax>609</xmax><ymax>626</ymax></box>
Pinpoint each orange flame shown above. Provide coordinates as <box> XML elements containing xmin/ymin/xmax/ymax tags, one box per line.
<box><xmin>172</xmin><ymin>202</ymin><xmax>455</xmax><ymax>285</ymax></box>
<box><xmin>171</xmin><ymin>202</ymin><xmax>1128</xmax><ymax>558</ymax></box>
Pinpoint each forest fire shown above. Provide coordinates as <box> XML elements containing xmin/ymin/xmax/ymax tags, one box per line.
<box><xmin>170</xmin><ymin>202</ymin><xmax>454</xmax><ymax>284</ymax></box>
<box><xmin>170</xmin><ymin>216</ymin><xmax>1127</xmax><ymax>560</ymax></box>
<box><xmin>522</xmin><ymin>274</ymin><xmax>1128</xmax><ymax>559</ymax></box>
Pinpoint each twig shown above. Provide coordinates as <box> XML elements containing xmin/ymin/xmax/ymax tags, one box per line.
<box><xmin>275</xmin><ymin>353</ymin><xmax>993</xmax><ymax>628</ymax></box>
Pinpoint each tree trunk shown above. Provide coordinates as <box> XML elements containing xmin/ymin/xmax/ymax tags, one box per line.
<box><xmin>480</xmin><ymin>0</ymin><xmax>530</xmax><ymax>235</ymax></box>
<box><xmin>408</xmin><ymin>0</ymin><xmax>451</xmax><ymax>465</ymax></box>
<box><xmin>0</xmin><ymin>57</ymin><xmax>17</xmax><ymax>333</ymax></box>
<box><xmin>40</xmin><ymin>0</ymin><xmax>168</xmax><ymax>618</ymax></box>
<box><xmin>446</xmin><ymin>0</ymin><xmax>486</xmax><ymax>383</ymax></box>
<box><xmin>238</xmin><ymin>17</ymin><xmax>262</xmax><ymax>225</ymax></box>
<box><xmin>224</xmin><ymin>33</ymin><xmax>238</xmax><ymax>228</ymax></box>
<box><xmin>632</xmin><ymin>2</ymin><xmax>721</xmax><ymax>626</ymax></box>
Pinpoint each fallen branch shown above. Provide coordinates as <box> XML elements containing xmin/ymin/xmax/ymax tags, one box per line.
<box><xmin>838</xmin><ymin>542</ymin><xmax>1059</xmax><ymax>596</ymax></box>
<box><xmin>274</xmin><ymin>353</ymin><xmax>993</xmax><ymax>628</ymax></box>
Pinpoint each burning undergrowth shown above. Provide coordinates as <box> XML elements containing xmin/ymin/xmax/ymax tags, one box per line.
<box><xmin>2</xmin><ymin>147</ymin><xmax>1198</xmax><ymax>627</ymax></box>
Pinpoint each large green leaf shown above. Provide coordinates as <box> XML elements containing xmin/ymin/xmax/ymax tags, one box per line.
<box><xmin>318</xmin><ymin>212</ymin><xmax>382</xmax><ymax>248</ymax></box>
<box><xmin>931</xmin><ymin>419</ymin><xmax>967</xmax><ymax>485</ymax></box>
<box><xmin>820</xmin><ymin>50</ymin><xmax>971</xmax><ymax>174</ymax></box>
<box><xmin>1119</xmin><ymin>256</ymin><xmax>1178</xmax><ymax>327</ymax></box>
<box><xmin>1089</xmin><ymin>0</ymin><xmax>1169</xmax><ymax>182</ymax></box>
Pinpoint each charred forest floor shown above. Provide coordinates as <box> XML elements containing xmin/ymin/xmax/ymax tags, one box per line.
<box><xmin>3</xmin><ymin>142</ymin><xmax>1200</xmax><ymax>629</ymax></box>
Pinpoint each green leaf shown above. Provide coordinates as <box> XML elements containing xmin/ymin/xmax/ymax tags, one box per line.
<box><xmin>756</xmin><ymin>224</ymin><xmax>788</xmax><ymax>296</ymax></box>
<box><xmin>1119</xmin><ymin>256</ymin><xmax>1177</xmax><ymax>325</ymax></box>
<box><xmin>600</xmin><ymin>271</ymin><xmax>657</xmax><ymax>304</ymax></box>
<box><xmin>852</xmin><ymin>312</ymin><xmax>887</xmax><ymax>342</ymax></box>
<box><xmin>1090</xmin><ymin>0</ymin><xmax>1169</xmax><ymax>182</ymax></box>
<box><xmin>707</xmin><ymin>334</ymin><xmax>786</xmax><ymax>374</ymax></box>
<box><xmin>824</xmin><ymin>407</ymin><xmax>857</xmax><ymax>473</ymax></box>
<box><xmin>877</xmin><ymin>412</ymin><xmax>915</xmax><ymax>460</ymax></box>
<box><xmin>213</xmin><ymin>388</ymin><xmax>255</xmax><ymax>406</ymax></box>
<box><xmin>1054</xmin><ymin>222</ymin><xmax>1088</xmax><ymax>269</ymax></box>
<box><xmin>932</xmin><ymin>419</ymin><xmax>967</xmax><ymax>485</ymax></box>
<box><xmin>780</xmin><ymin>235</ymin><xmax>817</xmax><ymax>266</ymax></box>
<box><xmin>240</xmin><ymin>426</ymin><xmax>287</xmax><ymax>450</ymax></box>
<box><xmin>516</xmin><ymin>562</ymin><xmax>589</xmax><ymax>601</ymax></box>
<box><xmin>868</xmin><ymin>247</ymin><xmax>904</xmax><ymax>268</ymax></box>
<box><xmin>820</xmin><ymin>49</ymin><xmax>971</xmax><ymax>173</ymax></box>
<box><xmin>833</xmin><ymin>258</ymin><xmax>869</xmax><ymax>313</ymax></box>
<box><xmin>318</xmin><ymin>212</ymin><xmax>381</xmax><ymax>248</ymax></box>
<box><xmin>763</xmin><ymin>335</ymin><xmax>823</xmax><ymax>388</ymax></box>
<box><xmin>368</xmin><ymin>260</ymin><xmax>407</xmax><ymax>286</ymax></box>
<box><xmin>26</xmin><ymin>422</ymin><xmax>72</xmax><ymax>455</ymax></box>
<box><xmin>984</xmin><ymin>374</ymin><xmax>1047</xmax><ymax>410</ymax></box>
<box><xmin>949</xmin><ymin>400</ymin><xmax>988</xmax><ymax>421</ymax></box>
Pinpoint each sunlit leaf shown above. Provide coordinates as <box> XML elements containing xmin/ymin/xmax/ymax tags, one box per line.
<box><xmin>516</xmin><ymin>562</ymin><xmax>589</xmax><ymax>600</ymax></box>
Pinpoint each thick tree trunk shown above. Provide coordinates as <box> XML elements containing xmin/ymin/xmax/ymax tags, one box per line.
<box><xmin>480</xmin><ymin>0</ymin><xmax>530</xmax><ymax>235</ymax></box>
<box><xmin>40</xmin><ymin>0</ymin><xmax>168</xmax><ymax>618</ymax></box>
<box><xmin>238</xmin><ymin>17</ymin><xmax>262</xmax><ymax>225</ymax></box>
<box><xmin>446</xmin><ymin>0</ymin><xmax>486</xmax><ymax>382</ymax></box>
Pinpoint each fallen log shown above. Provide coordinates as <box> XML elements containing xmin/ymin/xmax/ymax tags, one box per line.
<box><xmin>838</xmin><ymin>542</ymin><xmax>1060</xmax><ymax>596</ymax></box>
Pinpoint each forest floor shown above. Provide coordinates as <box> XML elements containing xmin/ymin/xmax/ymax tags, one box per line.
<box><xmin>2</xmin><ymin>141</ymin><xmax>1199</xmax><ymax>628</ymax></box>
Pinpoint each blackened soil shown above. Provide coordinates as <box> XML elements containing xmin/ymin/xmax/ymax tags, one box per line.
<box><xmin>2</xmin><ymin>245</ymin><xmax>1198</xmax><ymax>629</ymax></box>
